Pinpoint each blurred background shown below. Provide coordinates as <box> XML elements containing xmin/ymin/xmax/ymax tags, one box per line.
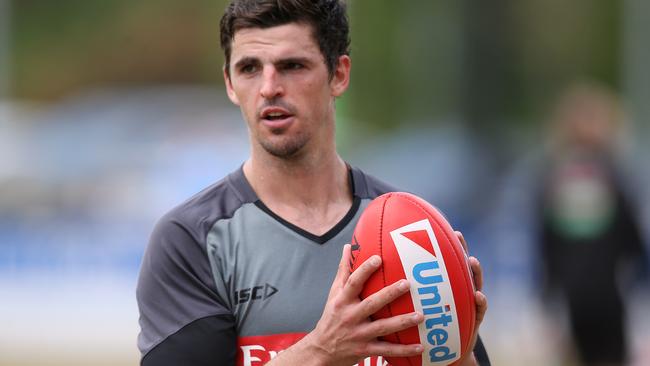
<box><xmin>1</xmin><ymin>1</ymin><xmax>649</xmax><ymax>365</ymax></box>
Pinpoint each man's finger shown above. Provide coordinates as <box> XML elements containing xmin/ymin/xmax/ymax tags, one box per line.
<box><xmin>457</xmin><ymin>290</ymin><xmax>488</xmax><ymax>366</ymax></box>
<box><xmin>475</xmin><ymin>290</ymin><xmax>488</xmax><ymax>325</ymax></box>
<box><xmin>356</xmin><ymin>279</ymin><xmax>410</xmax><ymax>319</ymax></box>
<box><xmin>358</xmin><ymin>312</ymin><xmax>423</xmax><ymax>338</ymax></box>
<box><xmin>342</xmin><ymin>255</ymin><xmax>382</xmax><ymax>299</ymax></box>
<box><xmin>455</xmin><ymin>231</ymin><xmax>469</xmax><ymax>254</ymax></box>
<box><xmin>364</xmin><ymin>341</ymin><xmax>423</xmax><ymax>358</ymax></box>
<box><xmin>330</xmin><ymin>244</ymin><xmax>352</xmax><ymax>296</ymax></box>
<box><xmin>469</xmin><ymin>256</ymin><xmax>483</xmax><ymax>291</ymax></box>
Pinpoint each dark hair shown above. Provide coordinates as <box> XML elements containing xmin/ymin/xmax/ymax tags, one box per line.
<box><xmin>220</xmin><ymin>0</ymin><xmax>350</xmax><ymax>79</ymax></box>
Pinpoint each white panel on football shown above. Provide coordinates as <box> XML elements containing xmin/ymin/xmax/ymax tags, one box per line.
<box><xmin>391</xmin><ymin>219</ymin><xmax>461</xmax><ymax>366</ymax></box>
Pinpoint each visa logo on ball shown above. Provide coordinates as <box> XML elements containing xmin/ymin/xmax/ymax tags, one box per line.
<box><xmin>390</xmin><ymin>219</ymin><xmax>460</xmax><ymax>365</ymax></box>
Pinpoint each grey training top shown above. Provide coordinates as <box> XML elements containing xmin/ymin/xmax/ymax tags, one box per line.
<box><xmin>136</xmin><ymin>165</ymin><xmax>490</xmax><ymax>366</ymax></box>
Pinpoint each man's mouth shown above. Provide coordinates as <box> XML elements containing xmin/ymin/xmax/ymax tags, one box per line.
<box><xmin>264</xmin><ymin>112</ymin><xmax>290</xmax><ymax>121</ymax></box>
<box><xmin>260</xmin><ymin>107</ymin><xmax>294</xmax><ymax>123</ymax></box>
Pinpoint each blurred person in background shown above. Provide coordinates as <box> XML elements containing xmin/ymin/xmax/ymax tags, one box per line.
<box><xmin>536</xmin><ymin>82</ymin><xmax>646</xmax><ymax>366</ymax></box>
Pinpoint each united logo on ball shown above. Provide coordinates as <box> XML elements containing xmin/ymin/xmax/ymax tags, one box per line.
<box><xmin>350</xmin><ymin>192</ymin><xmax>476</xmax><ymax>366</ymax></box>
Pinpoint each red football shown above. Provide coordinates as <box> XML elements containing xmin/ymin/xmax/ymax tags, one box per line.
<box><xmin>350</xmin><ymin>192</ymin><xmax>476</xmax><ymax>366</ymax></box>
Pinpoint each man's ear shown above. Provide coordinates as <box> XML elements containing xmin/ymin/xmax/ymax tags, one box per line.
<box><xmin>223</xmin><ymin>67</ymin><xmax>240</xmax><ymax>105</ymax></box>
<box><xmin>330</xmin><ymin>55</ymin><xmax>351</xmax><ymax>97</ymax></box>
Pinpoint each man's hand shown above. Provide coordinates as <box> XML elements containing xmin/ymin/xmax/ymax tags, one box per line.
<box><xmin>269</xmin><ymin>232</ymin><xmax>488</xmax><ymax>366</ymax></box>
<box><xmin>269</xmin><ymin>244</ymin><xmax>424</xmax><ymax>366</ymax></box>
<box><xmin>456</xmin><ymin>231</ymin><xmax>488</xmax><ymax>366</ymax></box>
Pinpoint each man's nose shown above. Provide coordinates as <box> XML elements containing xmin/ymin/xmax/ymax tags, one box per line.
<box><xmin>260</xmin><ymin>67</ymin><xmax>284</xmax><ymax>99</ymax></box>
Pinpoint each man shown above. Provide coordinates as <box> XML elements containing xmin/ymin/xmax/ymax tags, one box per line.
<box><xmin>136</xmin><ymin>1</ymin><xmax>489</xmax><ymax>365</ymax></box>
<box><xmin>537</xmin><ymin>83</ymin><xmax>645</xmax><ymax>365</ymax></box>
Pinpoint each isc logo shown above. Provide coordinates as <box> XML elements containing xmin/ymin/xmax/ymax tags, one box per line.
<box><xmin>390</xmin><ymin>219</ymin><xmax>460</xmax><ymax>365</ymax></box>
<box><xmin>234</xmin><ymin>283</ymin><xmax>278</xmax><ymax>305</ymax></box>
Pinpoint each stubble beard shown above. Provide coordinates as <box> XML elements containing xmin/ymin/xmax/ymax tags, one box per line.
<box><xmin>257</xmin><ymin>130</ymin><xmax>310</xmax><ymax>160</ymax></box>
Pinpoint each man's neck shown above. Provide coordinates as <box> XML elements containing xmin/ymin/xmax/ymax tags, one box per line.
<box><xmin>243</xmin><ymin>151</ymin><xmax>353</xmax><ymax>236</ymax></box>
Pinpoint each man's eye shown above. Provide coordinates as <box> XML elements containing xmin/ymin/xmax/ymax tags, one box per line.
<box><xmin>285</xmin><ymin>62</ymin><xmax>303</xmax><ymax>70</ymax></box>
<box><xmin>240</xmin><ymin>64</ymin><xmax>258</xmax><ymax>74</ymax></box>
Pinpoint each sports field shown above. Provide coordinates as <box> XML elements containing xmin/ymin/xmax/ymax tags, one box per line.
<box><xmin>0</xmin><ymin>274</ymin><xmax>139</xmax><ymax>366</ymax></box>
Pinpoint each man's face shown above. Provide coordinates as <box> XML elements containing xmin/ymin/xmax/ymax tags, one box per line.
<box><xmin>224</xmin><ymin>23</ymin><xmax>350</xmax><ymax>159</ymax></box>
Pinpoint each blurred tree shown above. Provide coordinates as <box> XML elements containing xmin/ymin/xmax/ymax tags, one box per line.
<box><xmin>459</xmin><ymin>0</ymin><xmax>622</xmax><ymax>138</ymax></box>
<box><xmin>622</xmin><ymin>0</ymin><xmax>650</xmax><ymax>140</ymax></box>
<box><xmin>10</xmin><ymin>0</ymin><xmax>228</xmax><ymax>100</ymax></box>
<box><xmin>459</xmin><ymin>0</ymin><xmax>519</xmax><ymax>139</ymax></box>
<box><xmin>512</xmin><ymin>0</ymin><xmax>622</xmax><ymax>122</ymax></box>
<box><xmin>344</xmin><ymin>1</ymin><xmax>463</xmax><ymax>132</ymax></box>
<box><xmin>9</xmin><ymin>0</ymin><xmax>626</xmax><ymax>142</ymax></box>
<box><xmin>343</xmin><ymin>1</ymin><xmax>403</xmax><ymax>132</ymax></box>
<box><xmin>0</xmin><ymin>0</ymin><xmax>10</xmax><ymax>98</ymax></box>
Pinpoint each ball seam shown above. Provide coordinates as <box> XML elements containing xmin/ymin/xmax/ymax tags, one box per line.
<box><xmin>381</xmin><ymin>193</ymin><xmax>416</xmax><ymax>366</ymax></box>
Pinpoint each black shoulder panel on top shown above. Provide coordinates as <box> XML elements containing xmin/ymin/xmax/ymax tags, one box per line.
<box><xmin>226</xmin><ymin>166</ymin><xmax>258</xmax><ymax>204</ymax></box>
<box><xmin>141</xmin><ymin>314</ymin><xmax>237</xmax><ymax>366</ymax></box>
<box><xmin>137</xmin><ymin>167</ymin><xmax>256</xmax><ymax>357</ymax></box>
<box><xmin>350</xmin><ymin>166</ymin><xmax>399</xmax><ymax>199</ymax></box>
